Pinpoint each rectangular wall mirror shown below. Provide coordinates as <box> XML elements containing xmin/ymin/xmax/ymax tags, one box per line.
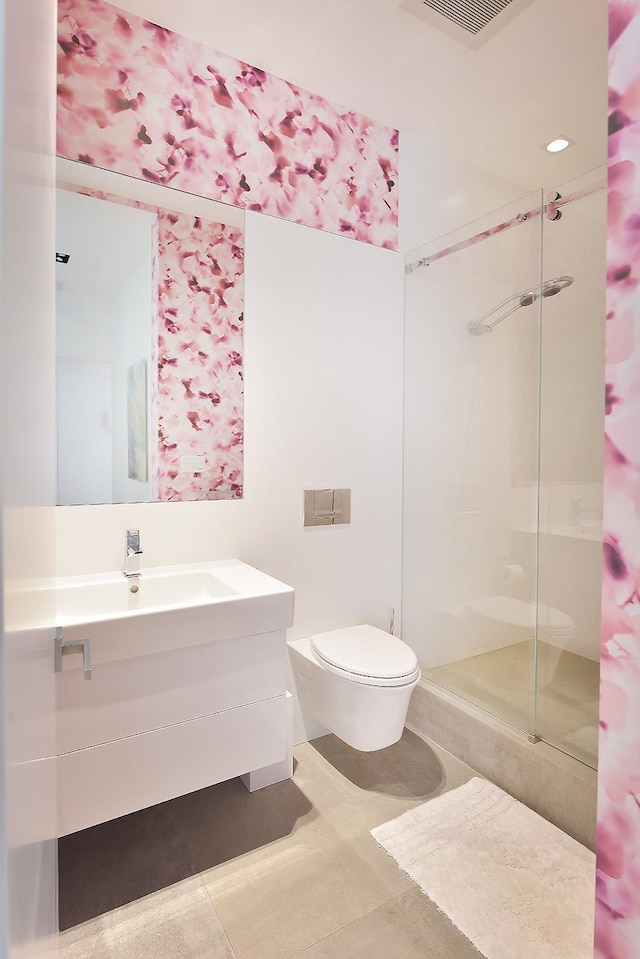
<box><xmin>55</xmin><ymin>158</ymin><xmax>245</xmax><ymax>506</ymax></box>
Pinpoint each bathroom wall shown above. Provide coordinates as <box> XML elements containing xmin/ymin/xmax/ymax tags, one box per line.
<box><xmin>403</xmin><ymin>188</ymin><xmax>544</xmax><ymax>671</ymax></box>
<box><xmin>400</xmin><ymin>142</ymin><xmax>545</xmax><ymax>677</ymax></box>
<box><xmin>54</xmin><ymin>136</ymin><xmax>521</xmax><ymax>709</ymax></box>
<box><xmin>402</xmin><ymin>158</ymin><xmax>607</xmax><ymax>680</ymax></box>
<box><xmin>401</xmin><ymin>139</ymin><xmax>536</xmax><ymax>672</ymax></box>
<box><xmin>55</xmin><ymin>209</ymin><xmax>405</xmax><ymax>651</ymax></box>
<box><xmin>53</xmin><ymin>0</ymin><xmax>408</xmax><ymax>742</ymax></box>
<box><xmin>399</xmin><ymin>134</ymin><xmax>526</xmax><ymax>253</ymax></box>
<box><xmin>595</xmin><ymin>4</ymin><xmax>640</xmax><ymax>956</ymax></box>
<box><xmin>0</xmin><ymin>0</ymin><xmax>58</xmax><ymax>955</ymax></box>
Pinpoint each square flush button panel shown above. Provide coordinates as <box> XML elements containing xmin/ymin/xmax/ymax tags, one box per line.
<box><xmin>304</xmin><ymin>489</ymin><xmax>351</xmax><ymax>527</ymax></box>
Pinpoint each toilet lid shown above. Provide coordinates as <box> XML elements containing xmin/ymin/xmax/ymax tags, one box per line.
<box><xmin>311</xmin><ymin>625</ymin><xmax>419</xmax><ymax>680</ymax></box>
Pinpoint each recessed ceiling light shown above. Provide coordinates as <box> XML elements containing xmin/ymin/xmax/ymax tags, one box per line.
<box><xmin>545</xmin><ymin>137</ymin><xmax>572</xmax><ymax>153</ymax></box>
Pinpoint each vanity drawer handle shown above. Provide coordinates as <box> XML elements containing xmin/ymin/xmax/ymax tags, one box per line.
<box><xmin>54</xmin><ymin>627</ymin><xmax>92</xmax><ymax>680</ymax></box>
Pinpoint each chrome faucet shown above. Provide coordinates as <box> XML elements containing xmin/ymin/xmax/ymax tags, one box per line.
<box><xmin>123</xmin><ymin>529</ymin><xmax>143</xmax><ymax>581</ymax></box>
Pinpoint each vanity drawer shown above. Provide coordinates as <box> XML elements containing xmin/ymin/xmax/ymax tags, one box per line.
<box><xmin>57</xmin><ymin>694</ymin><xmax>288</xmax><ymax>836</ymax></box>
<box><xmin>57</xmin><ymin>629</ymin><xmax>286</xmax><ymax>755</ymax></box>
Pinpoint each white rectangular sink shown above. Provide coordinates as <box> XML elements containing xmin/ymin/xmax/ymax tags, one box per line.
<box><xmin>32</xmin><ymin>559</ymin><xmax>294</xmax><ymax>633</ymax></box>
<box><xmin>55</xmin><ymin>567</ymin><xmax>236</xmax><ymax>624</ymax></box>
<box><xmin>17</xmin><ymin>559</ymin><xmax>294</xmax><ymax>645</ymax></box>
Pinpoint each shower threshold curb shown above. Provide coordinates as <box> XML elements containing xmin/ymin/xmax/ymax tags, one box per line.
<box><xmin>407</xmin><ymin>678</ymin><xmax>597</xmax><ymax>850</ymax></box>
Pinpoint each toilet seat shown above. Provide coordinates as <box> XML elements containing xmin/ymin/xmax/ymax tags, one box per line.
<box><xmin>311</xmin><ymin>625</ymin><xmax>420</xmax><ymax>688</ymax></box>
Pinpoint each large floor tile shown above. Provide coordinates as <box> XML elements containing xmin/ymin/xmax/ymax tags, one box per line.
<box><xmin>200</xmin><ymin>813</ymin><xmax>413</xmax><ymax>959</ymax></box>
<box><xmin>58</xmin><ymin>878</ymin><xmax>235</xmax><ymax>959</ymax></box>
<box><xmin>58</xmin><ymin>728</ymin><xmax>487</xmax><ymax>959</ymax></box>
<box><xmin>59</xmin><ymin>797</ymin><xmax>191</xmax><ymax>929</ymax></box>
<box><xmin>170</xmin><ymin>774</ymin><xmax>316</xmax><ymax>875</ymax></box>
<box><xmin>296</xmin><ymin>893</ymin><xmax>483</xmax><ymax>958</ymax></box>
<box><xmin>303</xmin><ymin>731</ymin><xmax>478</xmax><ymax>839</ymax></box>
<box><xmin>309</xmin><ymin>728</ymin><xmax>453</xmax><ymax>798</ymax></box>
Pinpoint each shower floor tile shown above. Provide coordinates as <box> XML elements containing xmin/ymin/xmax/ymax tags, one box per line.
<box><xmin>58</xmin><ymin>730</ymin><xmax>483</xmax><ymax>959</ymax></box>
<box><xmin>425</xmin><ymin>641</ymin><xmax>599</xmax><ymax>767</ymax></box>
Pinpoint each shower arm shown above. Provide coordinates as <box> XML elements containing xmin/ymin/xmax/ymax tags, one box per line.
<box><xmin>471</xmin><ymin>300</ymin><xmax>523</xmax><ymax>335</ymax></box>
<box><xmin>468</xmin><ymin>283</ymin><xmax>541</xmax><ymax>336</ymax></box>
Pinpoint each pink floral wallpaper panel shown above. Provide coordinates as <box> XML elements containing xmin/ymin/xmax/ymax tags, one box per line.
<box><xmin>57</xmin><ymin>0</ymin><xmax>399</xmax><ymax>250</ymax></box>
<box><xmin>156</xmin><ymin>210</ymin><xmax>244</xmax><ymax>501</ymax></box>
<box><xmin>595</xmin><ymin>4</ymin><xmax>640</xmax><ymax>957</ymax></box>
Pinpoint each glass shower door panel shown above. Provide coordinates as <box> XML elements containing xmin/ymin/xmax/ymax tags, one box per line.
<box><xmin>536</xmin><ymin>169</ymin><xmax>606</xmax><ymax>769</ymax></box>
<box><xmin>403</xmin><ymin>191</ymin><xmax>544</xmax><ymax>735</ymax></box>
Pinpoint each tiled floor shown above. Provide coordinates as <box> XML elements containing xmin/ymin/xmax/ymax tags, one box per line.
<box><xmin>59</xmin><ymin>729</ymin><xmax>484</xmax><ymax>959</ymax></box>
<box><xmin>426</xmin><ymin>641</ymin><xmax>599</xmax><ymax>768</ymax></box>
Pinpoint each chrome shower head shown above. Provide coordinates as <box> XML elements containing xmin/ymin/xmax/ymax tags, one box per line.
<box><xmin>518</xmin><ymin>291</ymin><xmax>539</xmax><ymax>307</ymax></box>
<box><xmin>541</xmin><ymin>275</ymin><xmax>574</xmax><ymax>297</ymax></box>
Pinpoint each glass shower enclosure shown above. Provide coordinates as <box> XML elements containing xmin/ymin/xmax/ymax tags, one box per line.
<box><xmin>402</xmin><ymin>168</ymin><xmax>606</xmax><ymax>769</ymax></box>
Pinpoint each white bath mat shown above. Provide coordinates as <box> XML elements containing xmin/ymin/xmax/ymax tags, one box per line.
<box><xmin>371</xmin><ymin>777</ymin><xmax>595</xmax><ymax>959</ymax></box>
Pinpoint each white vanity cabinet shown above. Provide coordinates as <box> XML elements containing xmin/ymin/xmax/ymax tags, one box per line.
<box><xmin>54</xmin><ymin>562</ymin><xmax>294</xmax><ymax>836</ymax></box>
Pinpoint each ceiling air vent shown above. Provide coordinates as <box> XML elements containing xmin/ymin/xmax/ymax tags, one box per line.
<box><xmin>401</xmin><ymin>0</ymin><xmax>534</xmax><ymax>49</ymax></box>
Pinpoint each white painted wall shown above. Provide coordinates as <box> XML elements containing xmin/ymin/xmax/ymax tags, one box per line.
<box><xmin>399</xmin><ymin>134</ymin><xmax>539</xmax><ymax>672</ymax></box>
<box><xmin>0</xmin><ymin>0</ymin><xmax>57</xmax><ymax>956</ymax></box>
<box><xmin>50</xmin><ymin>2</ymin><xmax>604</xmax><ymax>757</ymax></box>
<box><xmin>402</xmin><ymin>188</ymin><xmax>544</xmax><ymax>669</ymax></box>
<box><xmin>54</xmin><ymin>122</ymin><xmax>528</xmax><ymax>742</ymax></box>
<box><xmin>399</xmin><ymin>133</ymin><xmax>527</xmax><ymax>254</ymax></box>
<box><xmin>401</xmin><ymin>156</ymin><xmax>606</xmax><ymax>680</ymax></box>
<box><xmin>55</xmin><ymin>211</ymin><xmax>405</xmax><ymax>738</ymax></box>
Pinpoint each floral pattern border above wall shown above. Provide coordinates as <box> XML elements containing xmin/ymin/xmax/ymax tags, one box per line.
<box><xmin>57</xmin><ymin>0</ymin><xmax>399</xmax><ymax>250</ymax></box>
<box><xmin>596</xmin><ymin>4</ymin><xmax>640</xmax><ymax>956</ymax></box>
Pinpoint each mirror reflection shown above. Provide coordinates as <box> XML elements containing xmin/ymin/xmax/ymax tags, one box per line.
<box><xmin>55</xmin><ymin>165</ymin><xmax>245</xmax><ymax>506</ymax></box>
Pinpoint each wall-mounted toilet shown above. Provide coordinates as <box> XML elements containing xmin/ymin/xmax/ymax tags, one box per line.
<box><xmin>289</xmin><ymin>624</ymin><xmax>421</xmax><ymax>752</ymax></box>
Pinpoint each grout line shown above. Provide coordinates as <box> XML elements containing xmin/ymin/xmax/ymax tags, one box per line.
<box><xmin>403</xmin><ymin>890</ymin><xmax>485</xmax><ymax>956</ymax></box>
<box><xmin>197</xmin><ymin>875</ymin><xmax>238</xmax><ymax>959</ymax></box>
<box><xmin>293</xmin><ymin>893</ymin><xmax>409</xmax><ymax>956</ymax></box>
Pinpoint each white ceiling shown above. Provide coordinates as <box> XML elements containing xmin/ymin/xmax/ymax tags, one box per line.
<box><xmin>118</xmin><ymin>0</ymin><xmax>608</xmax><ymax>191</ymax></box>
